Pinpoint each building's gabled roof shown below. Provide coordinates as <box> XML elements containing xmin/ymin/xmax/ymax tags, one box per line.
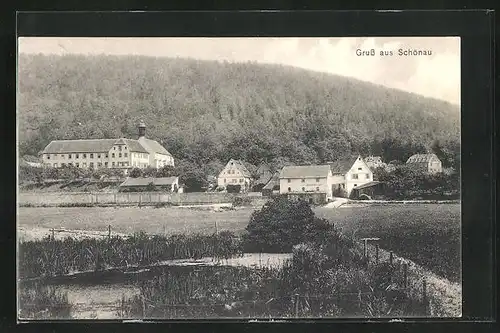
<box><xmin>119</xmin><ymin>177</ymin><xmax>178</xmax><ymax>187</ymax></box>
<box><xmin>223</xmin><ymin>159</ymin><xmax>252</xmax><ymax>178</ymax></box>
<box><xmin>119</xmin><ymin>177</ymin><xmax>154</xmax><ymax>187</ymax></box>
<box><xmin>328</xmin><ymin>156</ymin><xmax>360</xmax><ymax>174</ymax></box>
<box><xmin>279</xmin><ymin>165</ymin><xmax>331</xmax><ymax>179</ymax></box>
<box><xmin>153</xmin><ymin>177</ymin><xmax>178</xmax><ymax>186</ymax></box>
<box><xmin>262</xmin><ymin>172</ymin><xmax>280</xmax><ymax>190</ymax></box>
<box><xmin>256</xmin><ymin>162</ymin><xmax>272</xmax><ymax>174</ymax></box>
<box><xmin>43</xmin><ymin>139</ymin><xmax>118</xmax><ymax>154</ymax></box>
<box><xmin>123</xmin><ymin>139</ymin><xmax>148</xmax><ymax>153</ymax></box>
<box><xmin>42</xmin><ymin>138</ymin><xmax>150</xmax><ymax>154</ymax></box>
<box><xmin>138</xmin><ymin>137</ymin><xmax>172</xmax><ymax>156</ymax></box>
<box><xmin>406</xmin><ymin>153</ymin><xmax>440</xmax><ymax>164</ymax></box>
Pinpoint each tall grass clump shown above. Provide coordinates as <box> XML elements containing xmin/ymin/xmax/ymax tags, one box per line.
<box><xmin>18</xmin><ymin>283</ymin><xmax>72</xmax><ymax>319</ymax></box>
<box><xmin>19</xmin><ymin>231</ymin><xmax>242</xmax><ymax>279</ymax></box>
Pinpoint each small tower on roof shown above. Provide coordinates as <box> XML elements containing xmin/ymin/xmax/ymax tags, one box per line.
<box><xmin>138</xmin><ymin>120</ymin><xmax>146</xmax><ymax>139</ymax></box>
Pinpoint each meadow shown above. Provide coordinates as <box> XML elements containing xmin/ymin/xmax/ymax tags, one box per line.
<box><xmin>18</xmin><ymin>203</ymin><xmax>461</xmax><ymax>282</ymax></box>
<box><xmin>315</xmin><ymin>204</ymin><xmax>461</xmax><ymax>282</ymax></box>
<box><xmin>17</xmin><ymin>206</ymin><xmax>254</xmax><ymax>236</ymax></box>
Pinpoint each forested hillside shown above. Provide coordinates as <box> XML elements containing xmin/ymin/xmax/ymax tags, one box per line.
<box><xmin>18</xmin><ymin>54</ymin><xmax>460</xmax><ymax>172</ymax></box>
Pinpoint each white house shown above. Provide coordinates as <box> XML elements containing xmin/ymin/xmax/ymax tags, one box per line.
<box><xmin>406</xmin><ymin>153</ymin><xmax>443</xmax><ymax>174</ymax></box>
<box><xmin>328</xmin><ymin>155</ymin><xmax>374</xmax><ymax>197</ymax></box>
<box><xmin>279</xmin><ymin>165</ymin><xmax>334</xmax><ymax>203</ymax></box>
<box><xmin>217</xmin><ymin>159</ymin><xmax>253</xmax><ymax>191</ymax></box>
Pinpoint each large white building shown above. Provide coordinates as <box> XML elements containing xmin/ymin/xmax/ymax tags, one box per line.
<box><xmin>278</xmin><ymin>155</ymin><xmax>374</xmax><ymax>203</ymax></box>
<box><xmin>41</xmin><ymin>122</ymin><xmax>174</xmax><ymax>172</ymax></box>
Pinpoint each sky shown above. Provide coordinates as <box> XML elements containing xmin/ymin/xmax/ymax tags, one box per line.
<box><xmin>18</xmin><ymin>37</ymin><xmax>460</xmax><ymax>105</ymax></box>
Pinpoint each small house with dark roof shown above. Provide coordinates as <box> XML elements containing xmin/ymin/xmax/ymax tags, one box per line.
<box><xmin>262</xmin><ymin>172</ymin><xmax>280</xmax><ymax>197</ymax></box>
<box><xmin>252</xmin><ymin>162</ymin><xmax>273</xmax><ymax>191</ymax></box>
<box><xmin>41</xmin><ymin>122</ymin><xmax>174</xmax><ymax>173</ymax></box>
<box><xmin>119</xmin><ymin>176</ymin><xmax>179</xmax><ymax>192</ymax></box>
<box><xmin>406</xmin><ymin>153</ymin><xmax>442</xmax><ymax>174</ymax></box>
<box><xmin>217</xmin><ymin>159</ymin><xmax>253</xmax><ymax>192</ymax></box>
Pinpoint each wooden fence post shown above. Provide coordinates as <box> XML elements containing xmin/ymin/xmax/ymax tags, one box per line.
<box><xmin>403</xmin><ymin>263</ymin><xmax>408</xmax><ymax>289</ymax></box>
<box><xmin>51</xmin><ymin>228</ymin><xmax>55</xmax><ymax>240</ymax></box>
<box><xmin>108</xmin><ymin>225</ymin><xmax>111</xmax><ymax>241</ymax></box>
<box><xmin>294</xmin><ymin>294</ymin><xmax>300</xmax><ymax>317</ymax></box>
<box><xmin>422</xmin><ymin>277</ymin><xmax>428</xmax><ymax>314</ymax></box>
<box><xmin>95</xmin><ymin>193</ymin><xmax>98</xmax><ymax>204</ymax></box>
<box><xmin>114</xmin><ymin>193</ymin><xmax>117</xmax><ymax>204</ymax></box>
<box><xmin>389</xmin><ymin>251</ymin><xmax>393</xmax><ymax>265</ymax></box>
<box><xmin>363</xmin><ymin>240</ymin><xmax>366</xmax><ymax>257</ymax></box>
<box><xmin>375</xmin><ymin>244</ymin><xmax>379</xmax><ymax>264</ymax></box>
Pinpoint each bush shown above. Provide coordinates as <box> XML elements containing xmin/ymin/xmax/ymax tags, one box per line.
<box><xmin>242</xmin><ymin>196</ymin><xmax>338</xmax><ymax>252</ymax></box>
<box><xmin>232</xmin><ymin>196</ymin><xmax>252</xmax><ymax>207</ymax></box>
<box><xmin>226</xmin><ymin>184</ymin><xmax>241</xmax><ymax>193</ymax></box>
<box><xmin>129</xmin><ymin>168</ymin><xmax>143</xmax><ymax>178</ymax></box>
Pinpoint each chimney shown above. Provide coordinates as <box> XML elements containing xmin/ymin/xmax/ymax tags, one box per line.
<box><xmin>138</xmin><ymin>121</ymin><xmax>146</xmax><ymax>138</ymax></box>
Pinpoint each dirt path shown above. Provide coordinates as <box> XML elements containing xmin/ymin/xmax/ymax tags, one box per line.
<box><xmin>364</xmin><ymin>243</ymin><xmax>461</xmax><ymax>317</ymax></box>
<box><xmin>17</xmin><ymin>226</ymin><xmax>131</xmax><ymax>242</ymax></box>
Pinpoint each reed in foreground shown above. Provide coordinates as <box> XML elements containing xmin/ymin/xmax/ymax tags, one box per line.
<box><xmin>19</xmin><ymin>231</ymin><xmax>242</xmax><ymax>279</ymax></box>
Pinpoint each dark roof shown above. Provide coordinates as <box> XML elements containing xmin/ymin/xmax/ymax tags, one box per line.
<box><xmin>43</xmin><ymin>138</ymin><xmax>149</xmax><ymax>154</ymax></box>
<box><xmin>153</xmin><ymin>177</ymin><xmax>178</xmax><ymax>186</ymax></box>
<box><xmin>406</xmin><ymin>153</ymin><xmax>440</xmax><ymax>164</ymax></box>
<box><xmin>119</xmin><ymin>177</ymin><xmax>178</xmax><ymax>187</ymax></box>
<box><xmin>120</xmin><ymin>177</ymin><xmax>154</xmax><ymax>187</ymax></box>
<box><xmin>328</xmin><ymin>156</ymin><xmax>360</xmax><ymax>174</ymax></box>
<box><xmin>123</xmin><ymin>139</ymin><xmax>148</xmax><ymax>153</ymax></box>
<box><xmin>280</xmin><ymin>165</ymin><xmax>331</xmax><ymax>179</ymax></box>
<box><xmin>257</xmin><ymin>162</ymin><xmax>272</xmax><ymax>173</ymax></box>
<box><xmin>262</xmin><ymin>172</ymin><xmax>280</xmax><ymax>190</ymax></box>
<box><xmin>352</xmin><ymin>181</ymin><xmax>382</xmax><ymax>190</ymax></box>
<box><xmin>138</xmin><ymin>137</ymin><xmax>172</xmax><ymax>156</ymax></box>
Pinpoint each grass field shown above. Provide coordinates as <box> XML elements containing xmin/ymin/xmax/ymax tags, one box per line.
<box><xmin>17</xmin><ymin>206</ymin><xmax>255</xmax><ymax>236</ymax></box>
<box><xmin>315</xmin><ymin>204</ymin><xmax>461</xmax><ymax>282</ymax></box>
<box><xmin>18</xmin><ymin>203</ymin><xmax>461</xmax><ymax>282</ymax></box>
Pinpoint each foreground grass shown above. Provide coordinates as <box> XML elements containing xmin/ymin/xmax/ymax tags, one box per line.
<box><xmin>315</xmin><ymin>204</ymin><xmax>461</xmax><ymax>282</ymax></box>
<box><xmin>18</xmin><ymin>231</ymin><xmax>242</xmax><ymax>279</ymax></box>
<box><xmin>120</xmin><ymin>244</ymin><xmax>429</xmax><ymax>318</ymax></box>
<box><xmin>18</xmin><ymin>283</ymin><xmax>72</xmax><ymax>320</ymax></box>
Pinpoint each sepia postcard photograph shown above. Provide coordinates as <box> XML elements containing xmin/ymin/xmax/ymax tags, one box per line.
<box><xmin>16</xmin><ymin>36</ymin><xmax>461</xmax><ymax>320</ymax></box>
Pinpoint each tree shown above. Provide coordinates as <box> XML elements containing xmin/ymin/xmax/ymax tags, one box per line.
<box><xmin>129</xmin><ymin>168</ymin><xmax>142</xmax><ymax>178</ymax></box>
<box><xmin>242</xmin><ymin>196</ymin><xmax>336</xmax><ymax>252</ymax></box>
<box><xmin>156</xmin><ymin>165</ymin><xmax>177</xmax><ymax>178</ymax></box>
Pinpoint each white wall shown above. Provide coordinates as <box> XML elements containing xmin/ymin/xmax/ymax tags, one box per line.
<box><xmin>217</xmin><ymin>162</ymin><xmax>251</xmax><ymax>187</ymax></box>
<box><xmin>344</xmin><ymin>157</ymin><xmax>373</xmax><ymax>196</ymax></box>
<box><xmin>279</xmin><ymin>177</ymin><xmax>329</xmax><ymax>194</ymax></box>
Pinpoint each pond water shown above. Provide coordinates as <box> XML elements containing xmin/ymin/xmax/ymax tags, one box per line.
<box><xmin>21</xmin><ymin>253</ymin><xmax>293</xmax><ymax>320</ymax></box>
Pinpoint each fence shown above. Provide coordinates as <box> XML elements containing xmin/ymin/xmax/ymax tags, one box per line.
<box><xmin>18</xmin><ymin>192</ymin><xmax>266</xmax><ymax>207</ymax></box>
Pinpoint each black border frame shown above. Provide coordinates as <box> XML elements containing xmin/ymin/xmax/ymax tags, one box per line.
<box><xmin>1</xmin><ymin>9</ymin><xmax>496</xmax><ymax>333</ymax></box>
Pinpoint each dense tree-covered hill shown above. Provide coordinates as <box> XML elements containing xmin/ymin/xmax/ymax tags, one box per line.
<box><xmin>18</xmin><ymin>53</ymin><xmax>460</xmax><ymax>171</ymax></box>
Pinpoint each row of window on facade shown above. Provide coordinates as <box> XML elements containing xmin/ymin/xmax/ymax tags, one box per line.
<box><xmin>288</xmin><ymin>187</ymin><xmax>321</xmax><ymax>192</ymax></box>
<box><xmin>46</xmin><ymin>152</ymin><xmax>149</xmax><ymax>160</ymax></box>
<box><xmin>223</xmin><ymin>178</ymin><xmax>245</xmax><ymax>183</ymax></box>
<box><xmin>51</xmin><ymin>161</ymin><xmax>132</xmax><ymax>168</ymax></box>
<box><xmin>286</xmin><ymin>173</ymin><xmax>370</xmax><ymax>183</ymax></box>
<box><xmin>223</xmin><ymin>170</ymin><xmax>240</xmax><ymax>175</ymax></box>
<box><xmin>287</xmin><ymin>183</ymin><xmax>350</xmax><ymax>193</ymax></box>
